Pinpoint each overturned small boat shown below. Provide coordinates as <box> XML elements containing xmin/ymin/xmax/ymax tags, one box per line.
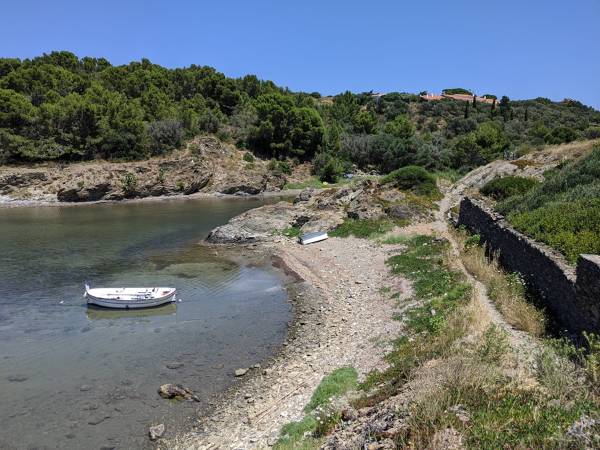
<box><xmin>84</xmin><ymin>284</ymin><xmax>176</xmax><ymax>309</ymax></box>
<box><xmin>299</xmin><ymin>231</ymin><xmax>328</xmax><ymax>245</ymax></box>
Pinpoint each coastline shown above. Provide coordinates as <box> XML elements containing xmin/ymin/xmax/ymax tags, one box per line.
<box><xmin>0</xmin><ymin>189</ymin><xmax>303</xmax><ymax>209</ymax></box>
<box><xmin>165</xmin><ymin>235</ymin><xmax>408</xmax><ymax>449</ymax></box>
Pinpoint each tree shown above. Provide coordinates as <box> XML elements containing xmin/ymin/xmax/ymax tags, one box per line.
<box><xmin>384</xmin><ymin>114</ymin><xmax>415</xmax><ymax>139</ymax></box>
<box><xmin>352</xmin><ymin>110</ymin><xmax>378</xmax><ymax>134</ymax></box>
<box><xmin>499</xmin><ymin>96</ymin><xmax>511</xmax><ymax>121</ymax></box>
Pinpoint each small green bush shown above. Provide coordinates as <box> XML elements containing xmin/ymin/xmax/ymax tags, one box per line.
<box><xmin>243</xmin><ymin>152</ymin><xmax>255</xmax><ymax>163</ymax></box>
<box><xmin>122</xmin><ymin>172</ymin><xmax>137</xmax><ymax>192</ymax></box>
<box><xmin>381</xmin><ymin>166</ymin><xmax>441</xmax><ymax>198</ymax></box>
<box><xmin>318</xmin><ymin>156</ymin><xmax>344</xmax><ymax>183</ymax></box>
<box><xmin>481</xmin><ymin>176</ymin><xmax>540</xmax><ymax>200</ymax></box>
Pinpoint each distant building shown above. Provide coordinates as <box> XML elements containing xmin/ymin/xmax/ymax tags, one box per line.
<box><xmin>420</xmin><ymin>92</ymin><xmax>496</xmax><ymax>104</ymax></box>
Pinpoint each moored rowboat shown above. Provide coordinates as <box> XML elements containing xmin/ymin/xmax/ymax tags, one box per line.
<box><xmin>84</xmin><ymin>284</ymin><xmax>176</xmax><ymax>309</ymax></box>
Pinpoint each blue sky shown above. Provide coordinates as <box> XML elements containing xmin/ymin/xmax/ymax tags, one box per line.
<box><xmin>1</xmin><ymin>0</ymin><xmax>599</xmax><ymax>108</ymax></box>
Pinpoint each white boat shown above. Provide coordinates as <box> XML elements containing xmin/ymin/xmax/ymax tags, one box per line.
<box><xmin>299</xmin><ymin>231</ymin><xmax>328</xmax><ymax>245</ymax></box>
<box><xmin>84</xmin><ymin>284</ymin><xmax>176</xmax><ymax>309</ymax></box>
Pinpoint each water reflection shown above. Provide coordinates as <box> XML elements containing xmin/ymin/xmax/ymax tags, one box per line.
<box><xmin>86</xmin><ymin>302</ymin><xmax>178</xmax><ymax>320</ymax></box>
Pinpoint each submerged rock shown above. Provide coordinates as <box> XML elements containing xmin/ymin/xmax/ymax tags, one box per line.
<box><xmin>158</xmin><ymin>384</ymin><xmax>199</xmax><ymax>401</ymax></box>
<box><xmin>149</xmin><ymin>423</ymin><xmax>165</xmax><ymax>441</ymax></box>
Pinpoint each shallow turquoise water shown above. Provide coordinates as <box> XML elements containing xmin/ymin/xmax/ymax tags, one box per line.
<box><xmin>0</xmin><ymin>197</ymin><xmax>291</xmax><ymax>449</ymax></box>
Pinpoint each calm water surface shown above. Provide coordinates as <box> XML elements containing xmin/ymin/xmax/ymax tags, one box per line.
<box><xmin>0</xmin><ymin>197</ymin><xmax>292</xmax><ymax>449</ymax></box>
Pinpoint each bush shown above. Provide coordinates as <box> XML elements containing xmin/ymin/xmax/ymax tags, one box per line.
<box><xmin>381</xmin><ymin>165</ymin><xmax>440</xmax><ymax>198</ymax></box>
<box><xmin>122</xmin><ymin>172</ymin><xmax>137</xmax><ymax>192</ymax></box>
<box><xmin>317</xmin><ymin>155</ymin><xmax>344</xmax><ymax>183</ymax></box>
<box><xmin>268</xmin><ymin>159</ymin><xmax>292</xmax><ymax>175</ymax></box>
<box><xmin>243</xmin><ymin>152</ymin><xmax>254</xmax><ymax>163</ymax></box>
<box><xmin>480</xmin><ymin>176</ymin><xmax>540</xmax><ymax>200</ymax></box>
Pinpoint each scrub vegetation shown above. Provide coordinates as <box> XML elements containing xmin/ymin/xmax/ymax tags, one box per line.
<box><xmin>352</xmin><ymin>234</ymin><xmax>600</xmax><ymax>449</ymax></box>
<box><xmin>498</xmin><ymin>146</ymin><xmax>600</xmax><ymax>263</ymax></box>
<box><xmin>1</xmin><ymin>51</ymin><xmax>599</xmax><ymax>186</ymax></box>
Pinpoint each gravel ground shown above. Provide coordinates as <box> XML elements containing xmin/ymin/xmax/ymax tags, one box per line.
<box><xmin>165</xmin><ymin>236</ymin><xmax>408</xmax><ymax>449</ymax></box>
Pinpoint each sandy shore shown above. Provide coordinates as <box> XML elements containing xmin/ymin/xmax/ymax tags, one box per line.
<box><xmin>165</xmin><ymin>235</ymin><xmax>409</xmax><ymax>449</ymax></box>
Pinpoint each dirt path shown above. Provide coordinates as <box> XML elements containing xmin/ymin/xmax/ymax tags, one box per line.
<box><xmin>168</xmin><ymin>237</ymin><xmax>408</xmax><ymax>449</ymax></box>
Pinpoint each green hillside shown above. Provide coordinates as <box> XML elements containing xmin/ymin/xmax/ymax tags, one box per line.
<box><xmin>1</xmin><ymin>51</ymin><xmax>599</xmax><ymax>180</ymax></box>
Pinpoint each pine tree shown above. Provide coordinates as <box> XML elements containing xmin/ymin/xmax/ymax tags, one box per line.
<box><xmin>524</xmin><ymin>107</ymin><xmax>529</xmax><ymax>122</ymax></box>
<box><xmin>464</xmin><ymin>101</ymin><xmax>470</xmax><ymax>118</ymax></box>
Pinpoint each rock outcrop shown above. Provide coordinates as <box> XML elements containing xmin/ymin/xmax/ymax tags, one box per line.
<box><xmin>0</xmin><ymin>136</ymin><xmax>287</xmax><ymax>203</ymax></box>
<box><xmin>206</xmin><ymin>180</ymin><xmax>433</xmax><ymax>244</ymax></box>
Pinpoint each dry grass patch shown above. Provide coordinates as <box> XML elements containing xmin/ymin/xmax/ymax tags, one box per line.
<box><xmin>454</xmin><ymin>229</ymin><xmax>546</xmax><ymax>337</ymax></box>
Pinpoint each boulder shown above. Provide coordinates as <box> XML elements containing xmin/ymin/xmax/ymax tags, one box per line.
<box><xmin>385</xmin><ymin>204</ymin><xmax>414</xmax><ymax>220</ymax></box>
<box><xmin>158</xmin><ymin>384</ymin><xmax>199</xmax><ymax>401</ymax></box>
<box><xmin>347</xmin><ymin>198</ymin><xmax>386</xmax><ymax>220</ymax></box>
<box><xmin>57</xmin><ymin>182</ymin><xmax>111</xmax><ymax>202</ymax></box>
<box><xmin>262</xmin><ymin>172</ymin><xmax>286</xmax><ymax>191</ymax></box>
<box><xmin>234</xmin><ymin>368</ymin><xmax>248</xmax><ymax>377</ymax></box>
<box><xmin>293</xmin><ymin>188</ymin><xmax>316</xmax><ymax>204</ymax></box>
<box><xmin>149</xmin><ymin>423</ymin><xmax>165</xmax><ymax>441</ymax></box>
<box><xmin>206</xmin><ymin>202</ymin><xmax>297</xmax><ymax>244</ymax></box>
<box><xmin>183</xmin><ymin>174</ymin><xmax>212</xmax><ymax>195</ymax></box>
<box><xmin>219</xmin><ymin>184</ymin><xmax>262</xmax><ymax>195</ymax></box>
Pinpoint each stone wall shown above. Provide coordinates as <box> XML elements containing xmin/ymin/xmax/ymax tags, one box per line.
<box><xmin>458</xmin><ymin>197</ymin><xmax>600</xmax><ymax>335</ymax></box>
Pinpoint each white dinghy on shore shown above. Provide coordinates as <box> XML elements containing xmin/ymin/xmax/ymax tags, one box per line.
<box><xmin>84</xmin><ymin>284</ymin><xmax>177</xmax><ymax>309</ymax></box>
<box><xmin>299</xmin><ymin>231</ymin><xmax>328</xmax><ymax>245</ymax></box>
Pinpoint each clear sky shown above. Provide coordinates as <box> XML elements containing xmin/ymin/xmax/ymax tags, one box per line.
<box><xmin>1</xmin><ymin>0</ymin><xmax>599</xmax><ymax>108</ymax></box>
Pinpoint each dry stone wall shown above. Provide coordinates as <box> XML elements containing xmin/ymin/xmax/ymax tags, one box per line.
<box><xmin>458</xmin><ymin>197</ymin><xmax>600</xmax><ymax>335</ymax></box>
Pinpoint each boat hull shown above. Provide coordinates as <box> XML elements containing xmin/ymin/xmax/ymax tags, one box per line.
<box><xmin>86</xmin><ymin>289</ymin><xmax>176</xmax><ymax>309</ymax></box>
<box><xmin>299</xmin><ymin>232</ymin><xmax>328</xmax><ymax>245</ymax></box>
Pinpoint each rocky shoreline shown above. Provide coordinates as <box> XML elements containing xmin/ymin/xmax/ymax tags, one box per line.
<box><xmin>0</xmin><ymin>136</ymin><xmax>295</xmax><ymax>205</ymax></box>
<box><xmin>164</xmin><ymin>235</ymin><xmax>407</xmax><ymax>449</ymax></box>
<box><xmin>159</xmin><ymin>182</ymin><xmax>425</xmax><ymax>449</ymax></box>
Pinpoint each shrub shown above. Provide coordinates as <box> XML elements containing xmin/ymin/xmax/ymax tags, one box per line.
<box><xmin>481</xmin><ymin>176</ymin><xmax>540</xmax><ymax>200</ymax></box>
<box><xmin>121</xmin><ymin>172</ymin><xmax>137</xmax><ymax>192</ymax></box>
<box><xmin>317</xmin><ymin>156</ymin><xmax>344</xmax><ymax>183</ymax></box>
<box><xmin>147</xmin><ymin>119</ymin><xmax>183</xmax><ymax>155</ymax></box>
<box><xmin>243</xmin><ymin>152</ymin><xmax>254</xmax><ymax>163</ymax></box>
<box><xmin>381</xmin><ymin>165</ymin><xmax>440</xmax><ymax>198</ymax></box>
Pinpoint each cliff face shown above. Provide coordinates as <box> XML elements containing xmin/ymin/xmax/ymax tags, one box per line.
<box><xmin>0</xmin><ymin>137</ymin><xmax>286</xmax><ymax>203</ymax></box>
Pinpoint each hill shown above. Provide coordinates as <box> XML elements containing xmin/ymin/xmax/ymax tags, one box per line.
<box><xmin>1</xmin><ymin>51</ymin><xmax>600</xmax><ymax>180</ymax></box>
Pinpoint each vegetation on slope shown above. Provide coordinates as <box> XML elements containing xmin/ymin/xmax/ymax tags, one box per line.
<box><xmin>498</xmin><ymin>146</ymin><xmax>600</xmax><ymax>263</ymax></box>
<box><xmin>354</xmin><ymin>234</ymin><xmax>600</xmax><ymax>449</ymax></box>
<box><xmin>480</xmin><ymin>175</ymin><xmax>540</xmax><ymax>200</ymax></box>
<box><xmin>1</xmin><ymin>51</ymin><xmax>599</xmax><ymax>183</ymax></box>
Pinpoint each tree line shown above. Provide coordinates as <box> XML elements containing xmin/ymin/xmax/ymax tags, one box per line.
<box><xmin>1</xmin><ymin>51</ymin><xmax>599</xmax><ymax>180</ymax></box>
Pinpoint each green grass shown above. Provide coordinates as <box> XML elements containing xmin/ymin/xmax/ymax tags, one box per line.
<box><xmin>329</xmin><ymin>218</ymin><xmax>408</xmax><ymax>239</ymax></box>
<box><xmin>359</xmin><ymin>236</ymin><xmax>471</xmax><ymax>394</ymax></box>
<box><xmin>379</xmin><ymin>234</ymin><xmax>410</xmax><ymax>245</ymax></box>
<box><xmin>304</xmin><ymin>367</ymin><xmax>358</xmax><ymax>412</ymax></box>
<box><xmin>274</xmin><ymin>367</ymin><xmax>358</xmax><ymax>449</ymax></box>
<box><xmin>281</xmin><ymin>226</ymin><xmax>302</xmax><ymax>238</ymax></box>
